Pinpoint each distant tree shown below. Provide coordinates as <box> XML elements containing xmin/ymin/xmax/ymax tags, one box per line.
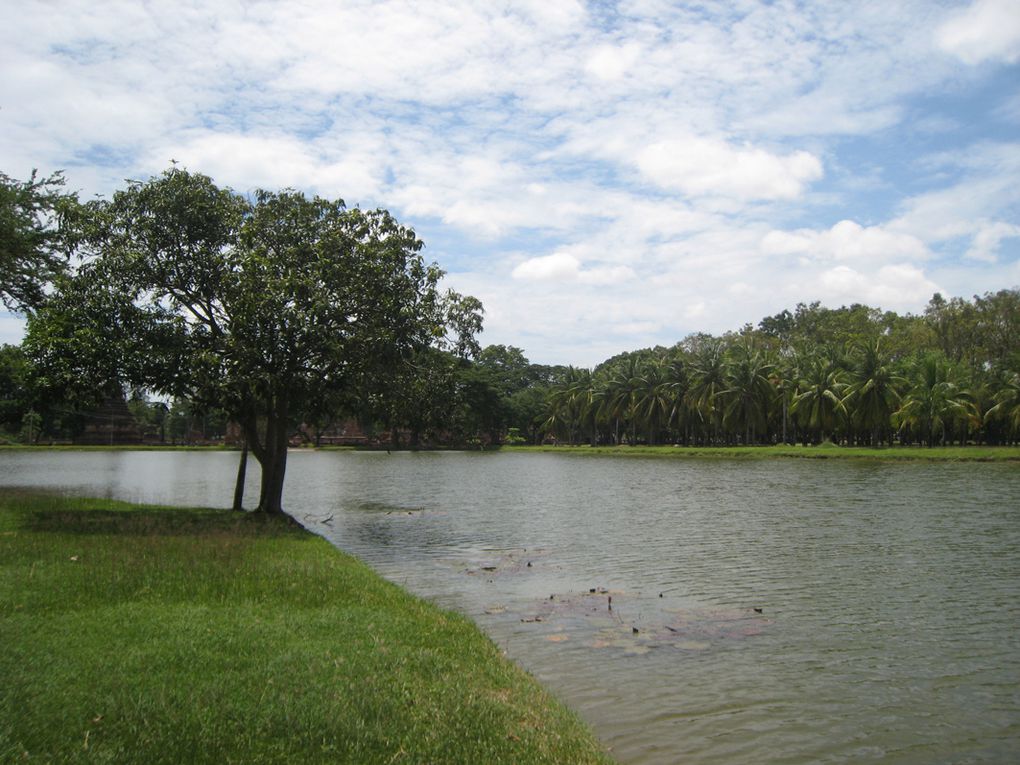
<box><xmin>476</xmin><ymin>345</ymin><xmax>530</xmax><ymax>394</ymax></box>
<box><xmin>973</xmin><ymin>289</ymin><xmax>1020</xmax><ymax>369</ymax></box>
<box><xmin>758</xmin><ymin>309</ymin><xmax>795</xmax><ymax>343</ymax></box>
<box><xmin>0</xmin><ymin>344</ymin><xmax>31</xmax><ymax>437</ymax></box>
<box><xmin>924</xmin><ymin>292</ymin><xmax>980</xmax><ymax>365</ymax></box>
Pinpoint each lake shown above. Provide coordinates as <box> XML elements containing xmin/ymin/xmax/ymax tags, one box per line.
<box><xmin>3</xmin><ymin>449</ymin><xmax>1018</xmax><ymax>764</ymax></box>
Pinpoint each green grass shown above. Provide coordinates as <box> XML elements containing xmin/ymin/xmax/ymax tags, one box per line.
<box><xmin>501</xmin><ymin>443</ymin><xmax>1020</xmax><ymax>461</ymax></box>
<box><xmin>0</xmin><ymin>492</ymin><xmax>613</xmax><ymax>764</ymax></box>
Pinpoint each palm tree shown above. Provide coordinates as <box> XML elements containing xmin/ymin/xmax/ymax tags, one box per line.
<box><xmin>985</xmin><ymin>370</ymin><xmax>1020</xmax><ymax>441</ymax></box>
<box><xmin>689</xmin><ymin>341</ymin><xmax>727</xmax><ymax>444</ymax></box>
<box><xmin>892</xmin><ymin>353</ymin><xmax>976</xmax><ymax>446</ymax></box>
<box><xmin>631</xmin><ymin>358</ymin><xmax>674</xmax><ymax>445</ymax></box>
<box><xmin>598</xmin><ymin>356</ymin><xmax>643</xmax><ymax>445</ymax></box>
<box><xmin>720</xmin><ymin>343</ymin><xmax>775</xmax><ymax>445</ymax></box>
<box><xmin>543</xmin><ymin>367</ymin><xmax>596</xmax><ymax>445</ymax></box>
<box><xmin>662</xmin><ymin>352</ymin><xmax>694</xmax><ymax>444</ymax></box>
<box><xmin>791</xmin><ymin>351</ymin><xmax>847</xmax><ymax>444</ymax></box>
<box><xmin>842</xmin><ymin>339</ymin><xmax>905</xmax><ymax>446</ymax></box>
<box><xmin>769</xmin><ymin>349</ymin><xmax>800</xmax><ymax>445</ymax></box>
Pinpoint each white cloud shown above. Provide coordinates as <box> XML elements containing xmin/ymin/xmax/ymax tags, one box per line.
<box><xmin>964</xmin><ymin>221</ymin><xmax>1020</xmax><ymax>262</ymax></box>
<box><xmin>816</xmin><ymin>264</ymin><xmax>941</xmax><ymax>310</ymax></box>
<box><xmin>637</xmin><ymin>137</ymin><xmax>823</xmax><ymax>200</ymax></box>
<box><xmin>0</xmin><ymin>315</ymin><xmax>27</xmax><ymax>347</ymax></box>
<box><xmin>936</xmin><ymin>0</ymin><xmax>1020</xmax><ymax>65</ymax></box>
<box><xmin>148</xmin><ymin>132</ymin><xmax>387</xmax><ymax>202</ymax></box>
<box><xmin>761</xmin><ymin>220</ymin><xmax>930</xmax><ymax>264</ymax></box>
<box><xmin>511</xmin><ymin>252</ymin><xmax>636</xmax><ymax>285</ymax></box>
<box><xmin>888</xmin><ymin>145</ymin><xmax>1020</xmax><ymax>255</ymax></box>
<box><xmin>585</xmin><ymin>43</ymin><xmax>643</xmax><ymax>81</ymax></box>
<box><xmin>512</xmin><ymin>252</ymin><xmax>581</xmax><ymax>282</ymax></box>
<box><xmin>0</xmin><ymin>1</ymin><xmax>1015</xmax><ymax>368</ymax></box>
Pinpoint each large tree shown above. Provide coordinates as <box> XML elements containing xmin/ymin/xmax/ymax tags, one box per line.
<box><xmin>27</xmin><ymin>167</ymin><xmax>479</xmax><ymax>513</ymax></box>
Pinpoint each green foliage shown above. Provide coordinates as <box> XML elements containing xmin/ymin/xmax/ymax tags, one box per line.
<box><xmin>0</xmin><ymin>170</ymin><xmax>75</xmax><ymax>313</ymax></box>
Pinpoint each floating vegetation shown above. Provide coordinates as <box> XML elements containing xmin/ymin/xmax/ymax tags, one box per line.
<box><xmin>514</xmin><ymin>587</ymin><xmax>772</xmax><ymax>655</ymax></box>
<box><xmin>462</xmin><ymin>547</ymin><xmax>552</xmax><ymax>577</ymax></box>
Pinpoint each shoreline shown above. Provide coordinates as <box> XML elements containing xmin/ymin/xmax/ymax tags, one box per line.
<box><xmin>4</xmin><ymin>442</ymin><xmax>1018</xmax><ymax>463</ymax></box>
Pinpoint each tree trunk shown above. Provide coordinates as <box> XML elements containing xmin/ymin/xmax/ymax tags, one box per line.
<box><xmin>258</xmin><ymin>445</ymin><xmax>288</xmax><ymax>514</ymax></box>
<box><xmin>232</xmin><ymin>439</ymin><xmax>248</xmax><ymax>511</ymax></box>
<box><xmin>243</xmin><ymin>397</ymin><xmax>291</xmax><ymax>515</ymax></box>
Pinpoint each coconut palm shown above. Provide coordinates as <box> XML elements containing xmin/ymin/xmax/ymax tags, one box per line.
<box><xmin>720</xmin><ymin>343</ymin><xmax>775</xmax><ymax>445</ymax></box>
<box><xmin>598</xmin><ymin>355</ymin><xmax>644</xmax><ymax>445</ymax></box>
<box><xmin>791</xmin><ymin>351</ymin><xmax>847</xmax><ymax>444</ymax></box>
<box><xmin>543</xmin><ymin>366</ymin><xmax>596</xmax><ymax>445</ymax></box>
<box><xmin>842</xmin><ymin>339</ymin><xmax>905</xmax><ymax>446</ymax></box>
<box><xmin>892</xmin><ymin>353</ymin><xmax>976</xmax><ymax>446</ymax></box>
<box><xmin>689</xmin><ymin>341</ymin><xmax>727</xmax><ymax>444</ymax></box>
<box><xmin>630</xmin><ymin>358</ymin><xmax>675</xmax><ymax>445</ymax></box>
<box><xmin>985</xmin><ymin>370</ymin><xmax>1020</xmax><ymax>437</ymax></box>
<box><xmin>662</xmin><ymin>352</ymin><xmax>694</xmax><ymax>444</ymax></box>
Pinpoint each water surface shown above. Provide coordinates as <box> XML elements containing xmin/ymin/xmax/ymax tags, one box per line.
<box><xmin>3</xmin><ymin>449</ymin><xmax>1018</xmax><ymax>764</ymax></box>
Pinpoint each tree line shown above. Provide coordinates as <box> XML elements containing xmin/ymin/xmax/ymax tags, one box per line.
<box><xmin>530</xmin><ymin>293</ymin><xmax>1020</xmax><ymax>448</ymax></box>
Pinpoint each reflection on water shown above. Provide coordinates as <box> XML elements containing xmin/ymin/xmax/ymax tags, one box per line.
<box><xmin>3</xmin><ymin>449</ymin><xmax>1019</xmax><ymax>764</ymax></box>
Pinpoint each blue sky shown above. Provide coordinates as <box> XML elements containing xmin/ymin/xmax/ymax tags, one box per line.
<box><xmin>2</xmin><ymin>0</ymin><xmax>1018</xmax><ymax>366</ymax></box>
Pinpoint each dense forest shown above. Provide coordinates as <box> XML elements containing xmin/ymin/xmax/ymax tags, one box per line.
<box><xmin>519</xmin><ymin>290</ymin><xmax>1020</xmax><ymax>448</ymax></box>
<box><xmin>346</xmin><ymin>288</ymin><xmax>1019</xmax><ymax>449</ymax></box>
<box><xmin>2</xmin><ymin>169</ymin><xmax>1019</xmax><ymax>453</ymax></box>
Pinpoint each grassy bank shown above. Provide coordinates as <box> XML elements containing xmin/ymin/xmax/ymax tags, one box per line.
<box><xmin>502</xmin><ymin>443</ymin><xmax>1020</xmax><ymax>462</ymax></box>
<box><xmin>0</xmin><ymin>444</ymin><xmax>233</xmax><ymax>451</ymax></box>
<box><xmin>0</xmin><ymin>493</ymin><xmax>612</xmax><ymax>764</ymax></box>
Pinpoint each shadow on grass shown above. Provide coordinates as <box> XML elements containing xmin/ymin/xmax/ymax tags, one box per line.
<box><xmin>24</xmin><ymin>510</ymin><xmax>306</xmax><ymax>538</ymax></box>
<box><xmin>3</xmin><ymin>491</ymin><xmax>307</xmax><ymax>539</ymax></box>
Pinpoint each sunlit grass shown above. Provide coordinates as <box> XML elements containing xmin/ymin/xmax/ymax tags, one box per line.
<box><xmin>0</xmin><ymin>492</ymin><xmax>612</xmax><ymax>764</ymax></box>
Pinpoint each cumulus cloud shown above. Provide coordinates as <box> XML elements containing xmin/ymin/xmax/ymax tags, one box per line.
<box><xmin>511</xmin><ymin>252</ymin><xmax>636</xmax><ymax>285</ymax></box>
<box><xmin>0</xmin><ymin>1</ymin><xmax>1014</xmax><ymax>365</ymax></box>
<box><xmin>964</xmin><ymin>221</ymin><xmax>1020</xmax><ymax>262</ymax></box>
<box><xmin>584</xmin><ymin>43</ymin><xmax>642</xmax><ymax>81</ymax></box>
<box><xmin>637</xmin><ymin>137</ymin><xmax>823</xmax><ymax>200</ymax></box>
<box><xmin>761</xmin><ymin>220</ymin><xmax>930</xmax><ymax>263</ymax></box>
<box><xmin>148</xmin><ymin>132</ymin><xmax>387</xmax><ymax>202</ymax></box>
<box><xmin>817</xmin><ymin>264</ymin><xmax>941</xmax><ymax>310</ymax></box>
<box><xmin>512</xmin><ymin>252</ymin><xmax>581</xmax><ymax>282</ymax></box>
<box><xmin>936</xmin><ymin>0</ymin><xmax>1020</xmax><ymax>65</ymax></box>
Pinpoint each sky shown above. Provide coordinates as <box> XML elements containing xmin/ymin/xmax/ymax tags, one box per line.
<box><xmin>2</xmin><ymin>0</ymin><xmax>1019</xmax><ymax>367</ymax></box>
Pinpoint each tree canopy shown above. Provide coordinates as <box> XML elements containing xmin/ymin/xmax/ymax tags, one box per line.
<box><xmin>26</xmin><ymin>167</ymin><xmax>481</xmax><ymax>512</ymax></box>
